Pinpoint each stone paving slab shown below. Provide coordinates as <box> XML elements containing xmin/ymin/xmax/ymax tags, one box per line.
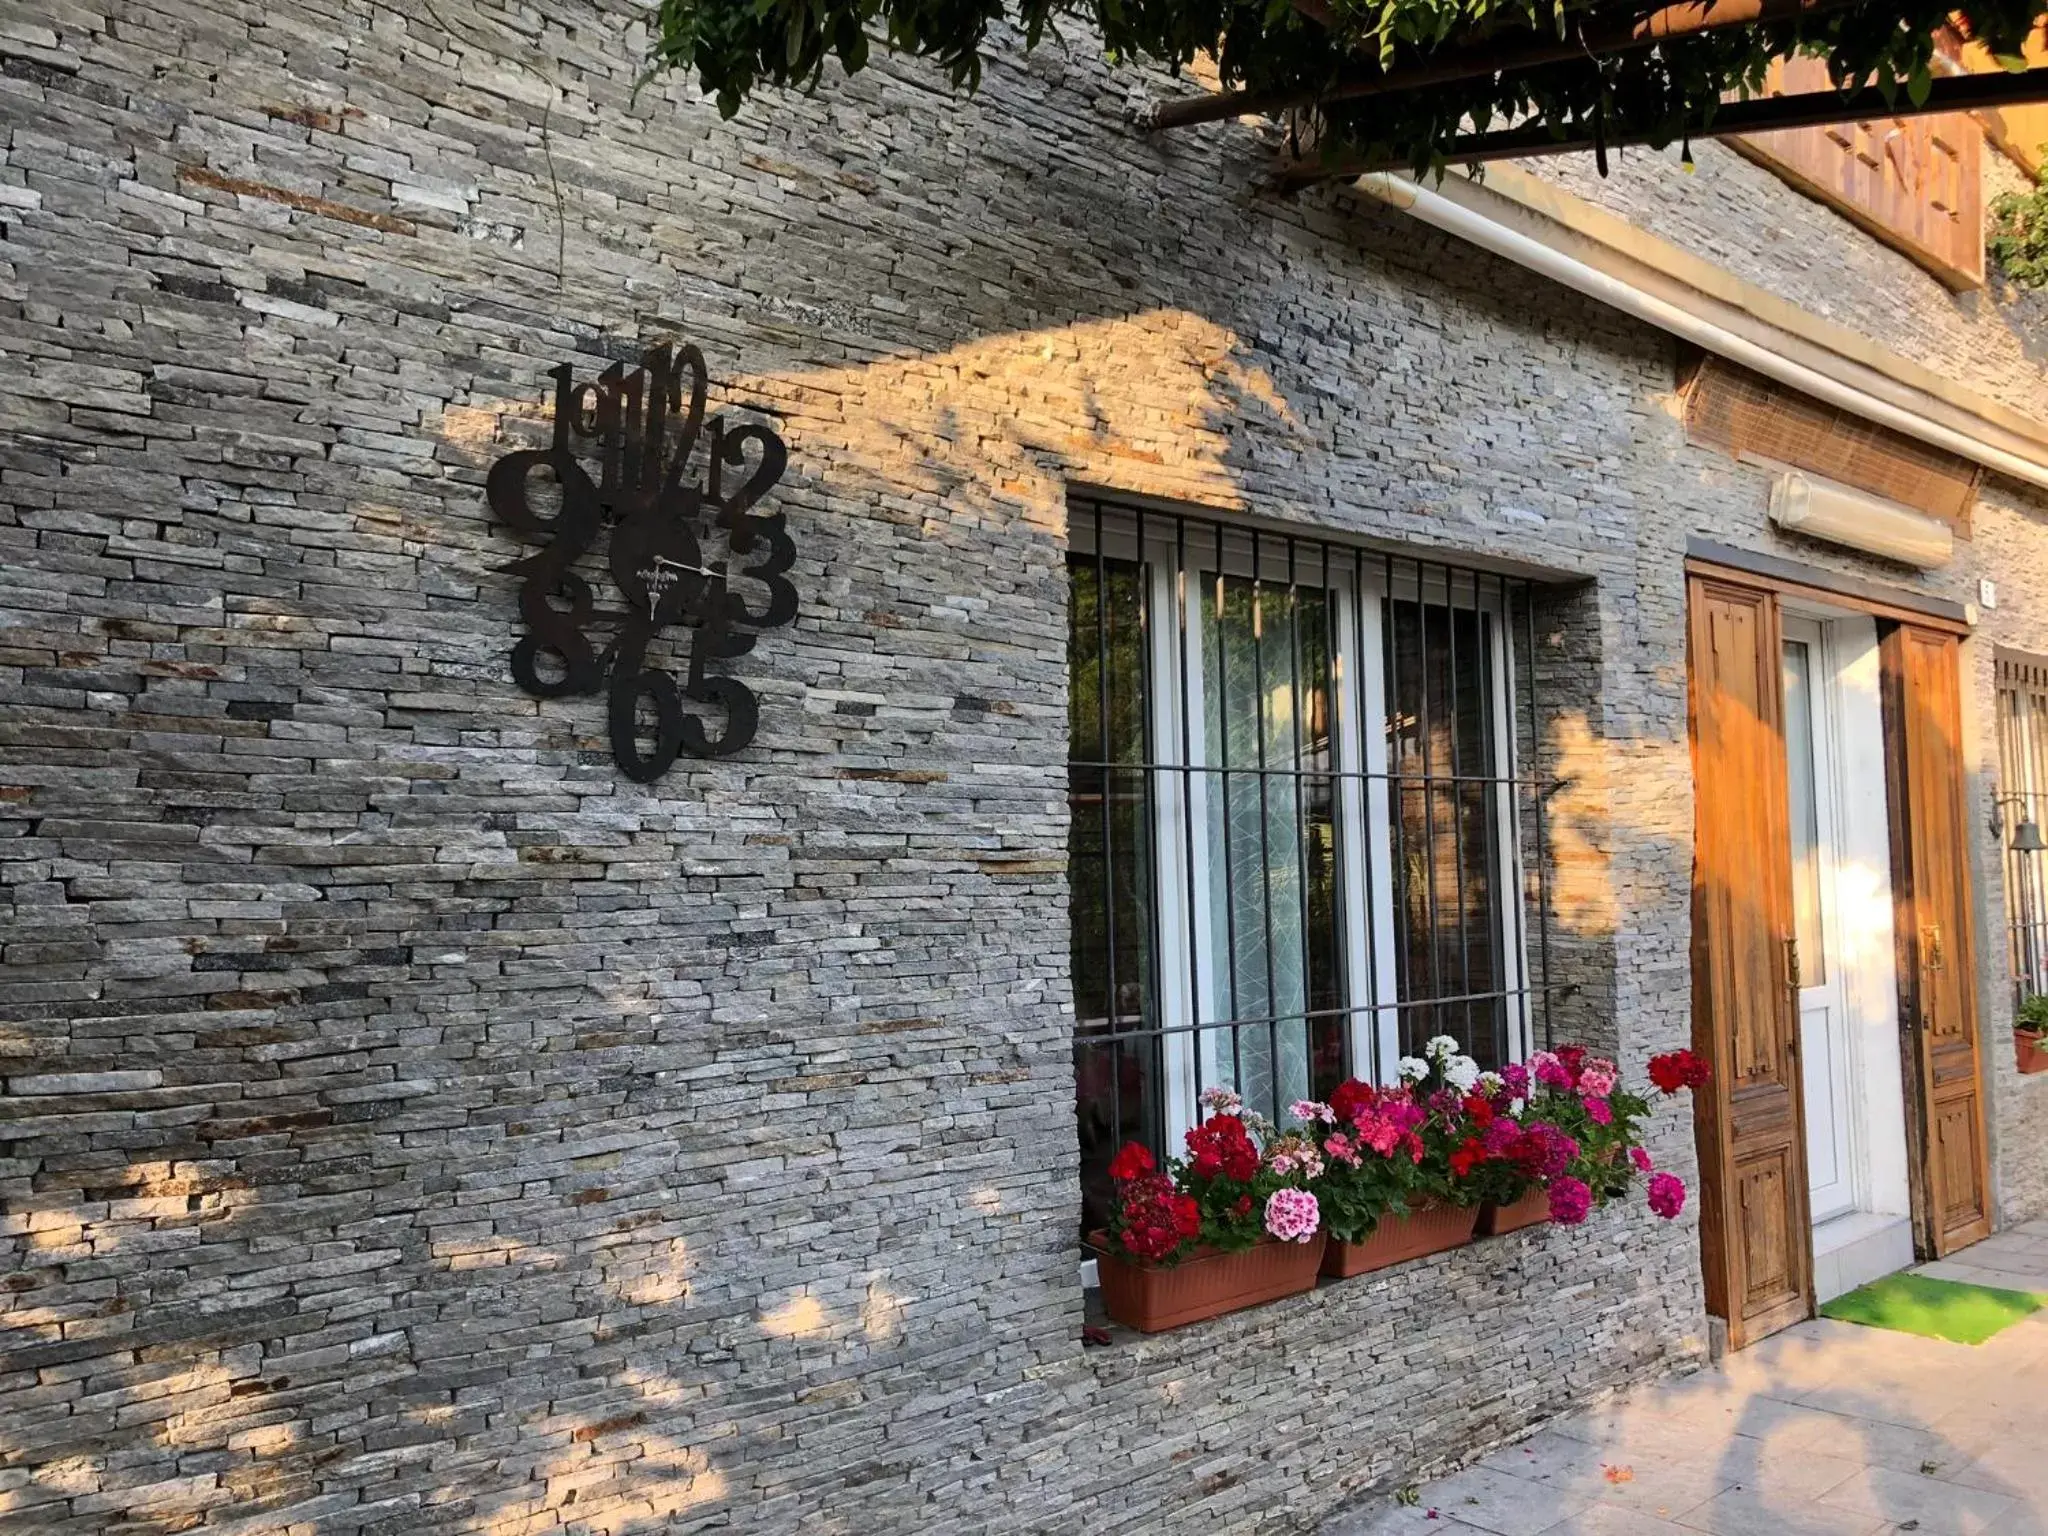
<box><xmin>1326</xmin><ymin>1246</ymin><xmax>2048</xmax><ymax>1536</ymax></box>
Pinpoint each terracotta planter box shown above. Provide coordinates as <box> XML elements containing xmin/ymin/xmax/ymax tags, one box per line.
<box><xmin>2019</xmin><ymin>1030</ymin><xmax>2048</xmax><ymax>1075</ymax></box>
<box><xmin>1478</xmin><ymin>1188</ymin><xmax>1551</xmax><ymax>1236</ymax></box>
<box><xmin>1091</xmin><ymin>1234</ymin><xmax>1326</xmax><ymax>1333</ymax></box>
<box><xmin>1320</xmin><ymin>1201</ymin><xmax>1479</xmax><ymax>1278</ymax></box>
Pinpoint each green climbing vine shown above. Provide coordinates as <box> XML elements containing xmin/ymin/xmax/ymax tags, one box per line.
<box><xmin>1991</xmin><ymin>158</ymin><xmax>2048</xmax><ymax>288</ymax></box>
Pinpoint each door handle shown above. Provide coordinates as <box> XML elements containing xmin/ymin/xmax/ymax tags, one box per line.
<box><xmin>1923</xmin><ymin>923</ymin><xmax>1945</xmax><ymax>975</ymax></box>
<box><xmin>1785</xmin><ymin>935</ymin><xmax>1802</xmax><ymax>995</ymax></box>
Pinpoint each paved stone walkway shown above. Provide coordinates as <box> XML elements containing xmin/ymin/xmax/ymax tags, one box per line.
<box><xmin>1329</xmin><ymin>1221</ymin><xmax>2048</xmax><ymax>1536</ymax></box>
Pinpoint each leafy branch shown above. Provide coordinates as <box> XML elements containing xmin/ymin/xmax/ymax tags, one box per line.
<box><xmin>648</xmin><ymin>0</ymin><xmax>2048</xmax><ymax>176</ymax></box>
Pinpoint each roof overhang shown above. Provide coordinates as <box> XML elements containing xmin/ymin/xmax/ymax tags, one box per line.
<box><xmin>1345</xmin><ymin>161</ymin><xmax>2048</xmax><ymax>493</ymax></box>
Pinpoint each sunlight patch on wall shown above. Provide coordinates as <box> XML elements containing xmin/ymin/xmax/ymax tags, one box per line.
<box><xmin>757</xmin><ymin>1292</ymin><xmax>831</xmax><ymax>1340</ymax></box>
<box><xmin>432</xmin><ymin>1233</ymin><xmax>565</xmax><ymax>1271</ymax></box>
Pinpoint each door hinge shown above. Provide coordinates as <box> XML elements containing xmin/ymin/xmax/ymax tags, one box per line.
<box><xmin>1785</xmin><ymin>935</ymin><xmax>1802</xmax><ymax>995</ymax></box>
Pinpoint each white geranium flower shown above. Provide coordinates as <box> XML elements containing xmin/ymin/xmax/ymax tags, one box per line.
<box><xmin>1425</xmin><ymin>1034</ymin><xmax>1462</xmax><ymax>1060</ymax></box>
<box><xmin>1199</xmin><ymin>1085</ymin><xmax>1243</xmax><ymax>1115</ymax></box>
<box><xmin>1443</xmin><ymin>1055</ymin><xmax>1481</xmax><ymax>1093</ymax></box>
<box><xmin>1475</xmin><ymin>1072</ymin><xmax>1505</xmax><ymax>1096</ymax></box>
<box><xmin>1397</xmin><ymin>1056</ymin><xmax>1429</xmax><ymax>1083</ymax></box>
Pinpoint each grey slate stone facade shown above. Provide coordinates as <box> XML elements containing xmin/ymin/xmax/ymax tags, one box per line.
<box><xmin>1</xmin><ymin>2</ymin><xmax>2045</xmax><ymax>1532</ymax></box>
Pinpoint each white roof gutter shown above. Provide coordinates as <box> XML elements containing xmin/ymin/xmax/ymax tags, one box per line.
<box><xmin>1351</xmin><ymin>171</ymin><xmax>2048</xmax><ymax>495</ymax></box>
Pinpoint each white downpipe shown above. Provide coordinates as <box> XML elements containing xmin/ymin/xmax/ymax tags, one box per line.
<box><xmin>1354</xmin><ymin>173</ymin><xmax>2048</xmax><ymax>494</ymax></box>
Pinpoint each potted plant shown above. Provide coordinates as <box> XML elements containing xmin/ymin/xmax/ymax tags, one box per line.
<box><xmin>2017</xmin><ymin>996</ymin><xmax>2048</xmax><ymax>1075</ymax></box>
<box><xmin>1300</xmin><ymin>1036</ymin><xmax>1483</xmax><ymax>1278</ymax></box>
<box><xmin>1089</xmin><ymin>1090</ymin><xmax>1325</xmax><ymax>1332</ymax></box>
<box><xmin>1455</xmin><ymin>1064</ymin><xmax>1549</xmax><ymax>1236</ymax></box>
<box><xmin>1426</xmin><ymin>1055</ymin><xmax>1574</xmax><ymax>1236</ymax></box>
<box><xmin>1513</xmin><ymin>1044</ymin><xmax>1709</xmax><ymax>1227</ymax></box>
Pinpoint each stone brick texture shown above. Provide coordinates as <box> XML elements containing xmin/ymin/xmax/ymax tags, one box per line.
<box><xmin>0</xmin><ymin>1</ymin><xmax>2041</xmax><ymax>1531</ymax></box>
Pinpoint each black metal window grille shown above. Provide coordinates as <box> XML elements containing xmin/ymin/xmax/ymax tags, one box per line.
<box><xmin>1996</xmin><ymin>650</ymin><xmax>2048</xmax><ymax>1007</ymax></box>
<box><xmin>1068</xmin><ymin>497</ymin><xmax>1561</xmax><ymax>1232</ymax></box>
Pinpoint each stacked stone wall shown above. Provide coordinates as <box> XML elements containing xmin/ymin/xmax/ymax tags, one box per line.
<box><xmin>2</xmin><ymin>2</ymin><xmax>2044</xmax><ymax>1530</ymax></box>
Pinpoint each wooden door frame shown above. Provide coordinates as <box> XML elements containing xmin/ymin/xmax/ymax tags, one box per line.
<box><xmin>1685</xmin><ymin>553</ymin><xmax>1990</xmax><ymax>1287</ymax></box>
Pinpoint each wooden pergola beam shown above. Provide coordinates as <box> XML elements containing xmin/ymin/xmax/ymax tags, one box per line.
<box><xmin>1151</xmin><ymin>0</ymin><xmax>1839</xmax><ymax>131</ymax></box>
<box><xmin>1274</xmin><ymin>63</ymin><xmax>2048</xmax><ymax>186</ymax></box>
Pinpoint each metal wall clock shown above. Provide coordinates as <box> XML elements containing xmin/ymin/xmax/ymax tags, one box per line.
<box><xmin>484</xmin><ymin>342</ymin><xmax>798</xmax><ymax>782</ymax></box>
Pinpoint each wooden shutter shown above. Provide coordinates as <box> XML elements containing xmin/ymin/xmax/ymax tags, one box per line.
<box><xmin>1882</xmin><ymin>625</ymin><xmax>1994</xmax><ymax>1255</ymax></box>
<box><xmin>1732</xmin><ymin>56</ymin><xmax>1985</xmax><ymax>291</ymax></box>
<box><xmin>1688</xmin><ymin>576</ymin><xmax>1814</xmax><ymax>1348</ymax></box>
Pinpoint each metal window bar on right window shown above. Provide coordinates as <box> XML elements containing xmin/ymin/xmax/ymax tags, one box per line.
<box><xmin>1996</xmin><ymin>653</ymin><xmax>2048</xmax><ymax>1008</ymax></box>
<box><xmin>1066</xmin><ymin>499</ymin><xmax>1563</xmax><ymax>1235</ymax></box>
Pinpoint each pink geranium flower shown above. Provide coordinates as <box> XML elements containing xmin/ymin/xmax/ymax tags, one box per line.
<box><xmin>1530</xmin><ymin>1050</ymin><xmax>1574</xmax><ymax>1091</ymax></box>
<box><xmin>1547</xmin><ymin>1176</ymin><xmax>1593</xmax><ymax>1225</ymax></box>
<box><xmin>1648</xmin><ymin>1173</ymin><xmax>1687</xmax><ymax>1220</ymax></box>
<box><xmin>1355</xmin><ymin>1111</ymin><xmax>1400</xmax><ymax>1156</ymax></box>
<box><xmin>1264</xmin><ymin>1187</ymin><xmax>1321</xmax><ymax>1243</ymax></box>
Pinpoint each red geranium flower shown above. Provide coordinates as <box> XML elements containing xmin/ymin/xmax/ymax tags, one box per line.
<box><xmin>1648</xmin><ymin>1049</ymin><xmax>1711</xmax><ymax>1095</ymax></box>
<box><xmin>1449</xmin><ymin>1136</ymin><xmax>1485</xmax><ymax>1178</ymax></box>
<box><xmin>1461</xmin><ymin>1093</ymin><xmax>1495</xmax><ymax>1128</ymax></box>
<box><xmin>1108</xmin><ymin>1142</ymin><xmax>1155</xmax><ymax>1182</ymax></box>
<box><xmin>1330</xmin><ymin>1078</ymin><xmax>1378</xmax><ymax>1127</ymax></box>
<box><xmin>1185</xmin><ymin>1114</ymin><xmax>1259</xmax><ymax>1181</ymax></box>
<box><xmin>1115</xmin><ymin>1173</ymin><xmax>1202</xmax><ymax>1262</ymax></box>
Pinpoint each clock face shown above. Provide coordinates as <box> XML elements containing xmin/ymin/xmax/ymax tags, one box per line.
<box><xmin>611</xmin><ymin>485</ymin><xmax>709</xmax><ymax>628</ymax></box>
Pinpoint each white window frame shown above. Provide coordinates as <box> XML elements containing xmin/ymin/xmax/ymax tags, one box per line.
<box><xmin>1076</xmin><ymin>508</ymin><xmax>1531</xmax><ymax>1157</ymax></box>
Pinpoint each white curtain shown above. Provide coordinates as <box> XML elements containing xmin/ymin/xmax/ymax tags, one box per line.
<box><xmin>1201</xmin><ymin>576</ymin><xmax>1313</xmax><ymax>1118</ymax></box>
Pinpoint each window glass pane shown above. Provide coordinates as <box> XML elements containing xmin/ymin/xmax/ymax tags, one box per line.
<box><xmin>1068</xmin><ymin>554</ymin><xmax>1158</xmax><ymax>1235</ymax></box>
<box><xmin>1783</xmin><ymin>639</ymin><xmax>1827</xmax><ymax>987</ymax></box>
<box><xmin>1386</xmin><ymin>600</ymin><xmax>1506</xmax><ymax>1070</ymax></box>
<box><xmin>1199</xmin><ymin>572</ymin><xmax>1345</xmax><ymax>1120</ymax></box>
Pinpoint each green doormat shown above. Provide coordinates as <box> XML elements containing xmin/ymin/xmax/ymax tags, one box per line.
<box><xmin>1819</xmin><ymin>1273</ymin><xmax>2042</xmax><ymax>1345</ymax></box>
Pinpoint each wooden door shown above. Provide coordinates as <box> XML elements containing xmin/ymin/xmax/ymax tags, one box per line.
<box><xmin>1688</xmin><ymin>575</ymin><xmax>1814</xmax><ymax>1348</ymax></box>
<box><xmin>1881</xmin><ymin>624</ymin><xmax>1994</xmax><ymax>1256</ymax></box>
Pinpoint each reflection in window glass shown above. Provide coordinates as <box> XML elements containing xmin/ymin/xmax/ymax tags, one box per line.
<box><xmin>1386</xmin><ymin>602</ymin><xmax>1506</xmax><ymax>1070</ymax></box>
<box><xmin>1069</xmin><ymin>554</ymin><xmax>1159</xmax><ymax>1234</ymax></box>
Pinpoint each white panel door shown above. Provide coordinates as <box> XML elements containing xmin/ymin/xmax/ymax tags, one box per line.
<box><xmin>1783</xmin><ymin>618</ymin><xmax>1857</xmax><ymax>1224</ymax></box>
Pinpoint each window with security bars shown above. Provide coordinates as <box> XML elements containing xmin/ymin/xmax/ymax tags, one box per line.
<box><xmin>1068</xmin><ymin>498</ymin><xmax>1559</xmax><ymax>1233</ymax></box>
<box><xmin>1996</xmin><ymin>650</ymin><xmax>2048</xmax><ymax>1007</ymax></box>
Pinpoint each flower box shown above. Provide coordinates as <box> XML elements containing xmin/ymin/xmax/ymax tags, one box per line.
<box><xmin>1477</xmin><ymin>1188</ymin><xmax>1550</xmax><ymax>1236</ymax></box>
<box><xmin>1320</xmin><ymin>1200</ymin><xmax>1478</xmax><ymax>1278</ymax></box>
<box><xmin>1091</xmin><ymin>1233</ymin><xmax>1326</xmax><ymax>1332</ymax></box>
<box><xmin>2018</xmin><ymin>1029</ymin><xmax>2048</xmax><ymax>1076</ymax></box>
